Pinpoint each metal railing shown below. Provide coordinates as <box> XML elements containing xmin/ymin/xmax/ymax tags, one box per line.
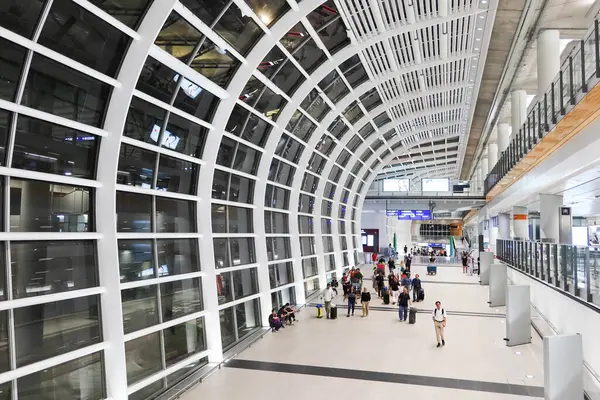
<box><xmin>497</xmin><ymin>239</ymin><xmax>600</xmax><ymax>308</ymax></box>
<box><xmin>484</xmin><ymin>19</ymin><xmax>600</xmax><ymax>195</ymax></box>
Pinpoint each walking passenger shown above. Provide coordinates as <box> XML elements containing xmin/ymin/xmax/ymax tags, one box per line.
<box><xmin>341</xmin><ymin>273</ymin><xmax>351</xmax><ymax>300</ymax></box>
<box><xmin>432</xmin><ymin>301</ymin><xmax>447</xmax><ymax>347</ymax></box>
<box><xmin>347</xmin><ymin>287</ymin><xmax>356</xmax><ymax>317</ymax></box>
<box><xmin>371</xmin><ymin>252</ymin><xmax>378</xmax><ymax>264</ymax></box>
<box><xmin>352</xmin><ymin>268</ymin><xmax>363</xmax><ymax>292</ymax></box>
<box><xmin>412</xmin><ymin>274</ymin><xmax>422</xmax><ymax>302</ymax></box>
<box><xmin>375</xmin><ymin>271</ymin><xmax>385</xmax><ymax>297</ymax></box>
<box><xmin>398</xmin><ymin>287</ymin><xmax>411</xmax><ymax>321</ymax></box>
<box><xmin>461</xmin><ymin>252</ymin><xmax>468</xmax><ymax>273</ymax></box>
<box><xmin>361</xmin><ymin>287</ymin><xmax>371</xmax><ymax>317</ymax></box>
<box><xmin>322</xmin><ymin>284</ymin><xmax>335</xmax><ymax>319</ymax></box>
<box><xmin>390</xmin><ymin>275</ymin><xmax>400</xmax><ymax>305</ymax></box>
<box><xmin>401</xmin><ymin>273</ymin><xmax>411</xmax><ymax>290</ymax></box>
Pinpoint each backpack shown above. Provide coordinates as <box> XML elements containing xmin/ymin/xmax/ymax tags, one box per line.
<box><xmin>434</xmin><ymin>308</ymin><xmax>445</xmax><ymax>316</ymax></box>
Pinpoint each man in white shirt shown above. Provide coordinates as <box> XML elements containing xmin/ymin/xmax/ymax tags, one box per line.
<box><xmin>432</xmin><ymin>301</ymin><xmax>447</xmax><ymax>347</ymax></box>
<box><xmin>322</xmin><ymin>284</ymin><xmax>335</xmax><ymax>319</ymax></box>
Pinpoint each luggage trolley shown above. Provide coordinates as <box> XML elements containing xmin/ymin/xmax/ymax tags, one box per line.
<box><xmin>426</xmin><ymin>264</ymin><xmax>437</xmax><ymax>275</ymax></box>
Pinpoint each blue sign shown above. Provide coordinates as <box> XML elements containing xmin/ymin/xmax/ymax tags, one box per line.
<box><xmin>396</xmin><ymin>210</ymin><xmax>431</xmax><ymax>220</ymax></box>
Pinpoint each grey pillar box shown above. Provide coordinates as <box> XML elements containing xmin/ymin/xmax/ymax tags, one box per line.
<box><xmin>480</xmin><ymin>251</ymin><xmax>494</xmax><ymax>285</ymax></box>
<box><xmin>544</xmin><ymin>334</ymin><xmax>583</xmax><ymax>400</ymax></box>
<box><xmin>505</xmin><ymin>285</ymin><xmax>531</xmax><ymax>346</ymax></box>
<box><xmin>489</xmin><ymin>263</ymin><xmax>507</xmax><ymax>307</ymax></box>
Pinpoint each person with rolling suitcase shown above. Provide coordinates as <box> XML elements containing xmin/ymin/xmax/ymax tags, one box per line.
<box><xmin>398</xmin><ymin>287</ymin><xmax>411</xmax><ymax>322</ymax></box>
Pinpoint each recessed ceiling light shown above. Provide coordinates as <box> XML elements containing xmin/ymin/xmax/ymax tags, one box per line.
<box><xmin>475</xmin><ymin>48</ymin><xmax>479</xmax><ymax>51</ymax></box>
<box><xmin>477</xmin><ymin>28</ymin><xmax>483</xmax><ymax>31</ymax></box>
<box><xmin>482</xmin><ymin>0</ymin><xmax>487</xmax><ymax>3</ymax></box>
<box><xmin>476</xmin><ymin>38</ymin><xmax>481</xmax><ymax>41</ymax></box>
<box><xmin>479</xmin><ymin>15</ymin><xmax>485</xmax><ymax>19</ymax></box>
<box><xmin>515</xmin><ymin>351</ymin><xmax>522</xmax><ymax>355</ymax></box>
<box><xmin>526</xmin><ymin>375</ymin><xmax>534</xmax><ymax>379</ymax></box>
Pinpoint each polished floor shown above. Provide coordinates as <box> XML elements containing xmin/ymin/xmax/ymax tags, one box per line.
<box><xmin>181</xmin><ymin>265</ymin><xmax>544</xmax><ymax>399</ymax></box>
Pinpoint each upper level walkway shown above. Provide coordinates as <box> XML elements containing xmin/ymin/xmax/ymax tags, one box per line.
<box><xmin>180</xmin><ymin>264</ymin><xmax>544</xmax><ymax>400</ymax></box>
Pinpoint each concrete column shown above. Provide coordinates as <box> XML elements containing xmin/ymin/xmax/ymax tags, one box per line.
<box><xmin>544</xmin><ymin>334</ymin><xmax>583</xmax><ymax>400</ymax></box>
<box><xmin>511</xmin><ymin>90</ymin><xmax>528</xmax><ymax>138</ymax></box>
<box><xmin>540</xmin><ymin>194</ymin><xmax>563</xmax><ymax>243</ymax></box>
<box><xmin>481</xmin><ymin>155</ymin><xmax>489</xmax><ymax>178</ymax></box>
<box><xmin>512</xmin><ymin>206</ymin><xmax>529</xmax><ymax>240</ymax></box>
<box><xmin>497</xmin><ymin>123</ymin><xmax>511</xmax><ymax>156</ymax></box>
<box><xmin>498</xmin><ymin>213</ymin><xmax>510</xmax><ymax>239</ymax></box>
<box><xmin>537</xmin><ymin>29</ymin><xmax>561</xmax><ymax>97</ymax></box>
<box><xmin>488</xmin><ymin>142</ymin><xmax>498</xmax><ymax>171</ymax></box>
<box><xmin>476</xmin><ymin>166</ymin><xmax>482</xmax><ymax>192</ymax></box>
<box><xmin>489</xmin><ymin>222</ymin><xmax>498</xmax><ymax>253</ymax></box>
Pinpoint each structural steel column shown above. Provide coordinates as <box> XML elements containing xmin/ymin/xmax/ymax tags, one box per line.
<box><xmin>537</xmin><ymin>29</ymin><xmax>561</xmax><ymax>97</ymax></box>
<box><xmin>512</xmin><ymin>206</ymin><xmax>529</xmax><ymax>240</ymax></box>
<box><xmin>540</xmin><ymin>193</ymin><xmax>563</xmax><ymax>243</ymax></box>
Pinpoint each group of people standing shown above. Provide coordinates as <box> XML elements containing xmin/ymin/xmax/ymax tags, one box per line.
<box><xmin>460</xmin><ymin>251</ymin><xmax>478</xmax><ymax>275</ymax></box>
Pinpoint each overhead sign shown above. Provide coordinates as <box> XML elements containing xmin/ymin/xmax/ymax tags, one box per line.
<box><xmin>391</xmin><ymin>210</ymin><xmax>431</xmax><ymax>220</ymax></box>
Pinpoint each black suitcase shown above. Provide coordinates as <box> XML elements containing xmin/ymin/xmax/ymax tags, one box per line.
<box><xmin>409</xmin><ymin>307</ymin><xmax>417</xmax><ymax>324</ymax></box>
<box><xmin>418</xmin><ymin>288</ymin><xmax>425</xmax><ymax>301</ymax></box>
<box><xmin>383</xmin><ymin>292</ymin><xmax>390</xmax><ymax>304</ymax></box>
<box><xmin>330</xmin><ymin>304</ymin><xmax>337</xmax><ymax>319</ymax></box>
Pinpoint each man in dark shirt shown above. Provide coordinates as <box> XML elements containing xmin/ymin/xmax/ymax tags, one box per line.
<box><xmin>375</xmin><ymin>272</ymin><xmax>385</xmax><ymax>297</ymax></box>
<box><xmin>412</xmin><ymin>274</ymin><xmax>422</xmax><ymax>302</ymax></box>
<box><xmin>398</xmin><ymin>287</ymin><xmax>411</xmax><ymax>321</ymax></box>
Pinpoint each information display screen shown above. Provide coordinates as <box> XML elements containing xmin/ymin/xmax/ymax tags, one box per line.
<box><xmin>386</xmin><ymin>210</ymin><xmax>431</xmax><ymax>220</ymax></box>
<box><xmin>383</xmin><ymin>178</ymin><xmax>410</xmax><ymax>192</ymax></box>
<box><xmin>422</xmin><ymin>178</ymin><xmax>449</xmax><ymax>192</ymax></box>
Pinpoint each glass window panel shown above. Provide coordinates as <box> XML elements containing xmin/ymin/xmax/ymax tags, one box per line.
<box><xmin>157</xmin><ymin>238</ymin><xmax>201</xmax><ymax>276</ymax></box>
<box><xmin>229</xmin><ymin>173</ymin><xmax>255</xmax><ymax>204</ymax></box>
<box><xmin>298</xmin><ymin>216</ymin><xmax>314</xmax><ymax>234</ymax></box>
<box><xmin>373</xmin><ymin>112</ymin><xmax>391</xmax><ymax>127</ymax></box>
<box><xmin>275</xmin><ymin>134</ymin><xmax>304</xmax><ymax>164</ymax></box>
<box><xmin>228</xmin><ymin>206</ymin><xmax>253</xmax><ymax>233</ymax></box>
<box><xmin>322</xmin><ymin>199</ymin><xmax>333</xmax><ymax>216</ymax></box>
<box><xmin>291</xmin><ymin>38</ymin><xmax>327</xmax><ymax>73</ymax></box>
<box><xmin>281</xmin><ymin>22</ymin><xmax>308</xmax><ymax>52</ymax></box>
<box><xmin>213</xmin><ymin>238</ymin><xmax>229</xmax><ymax>268</ymax></box>
<box><xmin>181</xmin><ymin>0</ymin><xmax>262</xmax><ymax>56</ymax></box>
<box><xmin>323</xmin><ymin>236</ymin><xmax>334</xmax><ymax>252</ymax></box>
<box><xmin>125</xmin><ymin>332</ymin><xmax>162</xmax><ymax>384</ymax></box>
<box><xmin>155</xmin><ymin>11</ymin><xmax>203</xmax><ymax>62</ymax></box>
<box><xmin>271</xmin><ymin>286</ymin><xmax>296</xmax><ymax>310</ymax></box>
<box><xmin>14</xmin><ymin>295</ymin><xmax>101</xmax><ymax>367</ymax></box>
<box><xmin>216</xmin><ymin>137</ymin><xmax>237</xmax><ymax>169</ymax></box>
<box><xmin>321</xmin><ymin>218</ymin><xmax>332</xmax><ymax>234</ymax></box>
<box><xmin>265</xmin><ymin>184</ymin><xmax>289</xmax><ymax>209</ymax></box>
<box><xmin>318</xmin><ymin>16</ymin><xmax>350</xmax><ymax>54</ymax></box>
<box><xmin>329</xmin><ymin>166</ymin><xmax>342</xmax><ymax>182</ymax></box>
<box><xmin>163</xmin><ymin>113</ymin><xmax>208</xmax><ymax>158</ymax></box>
<box><xmin>301</xmin><ymin>173</ymin><xmax>319</xmax><ymax>194</ymax></box>
<box><xmin>123</xmin><ymin>97</ymin><xmax>168</xmax><ymax>144</ymax></box>
<box><xmin>122</xmin><ymin>285</ymin><xmax>159</xmax><ymax>334</ymax></box>
<box><xmin>230</xmin><ymin>237</ymin><xmax>256</xmax><ymax>266</ymax></box>
<box><xmin>336</xmin><ymin>149</ymin><xmax>351</xmax><ymax>167</ymax></box>
<box><xmin>219</xmin><ymin>307</ymin><xmax>235</xmax><ymax>349</ymax></box>
<box><xmin>156</xmin><ymin>198</ymin><xmax>195</xmax><ymax>233</ymax></box>
<box><xmin>268</xmin><ymin>262</ymin><xmax>293</xmax><ymax>288</ymax></box>
<box><xmin>212</xmin><ymin>170</ymin><xmax>229</xmax><ymax>200</ymax></box>
<box><xmin>0</xmin><ymin>38</ymin><xmax>27</xmax><ymax>102</ymax></box>
<box><xmin>300</xmin><ymin>237</ymin><xmax>315</xmax><ymax>256</ymax></box>
<box><xmin>226</xmin><ymin>104</ymin><xmax>272</xmax><ymax>148</ymax></box>
<box><xmin>161</xmin><ymin>277</ymin><xmax>203</xmax><ymax>321</ymax></box>
<box><xmin>269</xmin><ymin>160</ymin><xmax>295</xmax><ymax>186</ymax></box>
<box><xmin>302</xmin><ymin>257</ymin><xmax>318</xmax><ymax>278</ymax></box>
<box><xmin>156</xmin><ymin>155</ymin><xmax>199</xmax><ymax>195</ymax></box>
<box><xmin>23</xmin><ymin>54</ymin><xmax>111</xmax><ymax>128</ymax></box>
<box><xmin>211</xmin><ymin>204</ymin><xmax>227</xmax><ymax>233</ymax></box>
<box><xmin>307</xmin><ymin>153</ymin><xmax>326</xmax><ymax>174</ymax></box>
<box><xmin>298</xmin><ymin>194</ymin><xmax>314</xmax><ymax>214</ymax></box>
<box><xmin>39</xmin><ymin>0</ymin><xmax>130</xmax><ymax>77</ymax></box>
<box><xmin>117</xmin><ymin>143</ymin><xmax>156</xmax><ymax>188</ymax></box>
<box><xmin>271</xmin><ymin>61</ymin><xmax>305</xmax><ymax>96</ymax></box>
<box><xmin>360</xmin><ymin>88</ymin><xmax>382</xmax><ymax>111</ymax></box>
<box><xmin>89</xmin><ymin>0</ymin><xmax>152</xmax><ymax>29</ymax></box>
<box><xmin>12</xmin><ymin>240</ymin><xmax>96</xmax><ymax>298</ymax></box>
<box><xmin>116</xmin><ymin>191</ymin><xmax>151</xmax><ymax>233</ymax></box>
<box><xmin>266</xmin><ymin>237</ymin><xmax>291</xmax><ymax>261</ymax></box>
<box><xmin>253</xmin><ymin>87</ymin><xmax>287</xmax><ymax>121</ymax></box>
<box><xmin>341</xmin><ymin>55</ymin><xmax>368</xmax><ymax>88</ymax></box>
<box><xmin>189</xmin><ymin>36</ymin><xmax>241</xmax><ymax>88</ymax></box>
<box><xmin>18</xmin><ymin>352</ymin><xmax>104</xmax><ymax>399</ymax></box>
<box><xmin>315</xmin><ymin>134</ymin><xmax>335</xmax><ymax>155</ymax></box>
<box><xmin>343</xmin><ymin>102</ymin><xmax>364</xmax><ymax>124</ymax></box>
<box><xmin>0</xmin><ymin>312</ymin><xmax>7</xmax><ymax>372</ymax></box>
<box><xmin>13</xmin><ymin>115</ymin><xmax>98</xmax><ymax>179</ymax></box>
<box><xmin>244</xmin><ymin>0</ymin><xmax>289</xmax><ymax>27</ymax></box>
<box><xmin>319</xmin><ymin>72</ymin><xmax>349</xmax><ymax>103</ymax></box>
<box><xmin>118</xmin><ymin>239</ymin><xmax>154</xmax><ymax>283</ymax></box>
<box><xmin>10</xmin><ymin>180</ymin><xmax>91</xmax><ymax>232</ymax></box>
<box><xmin>136</xmin><ymin>56</ymin><xmax>180</xmax><ymax>104</ymax></box>
<box><xmin>341</xmin><ymin>189</ymin><xmax>350</xmax><ymax>204</ymax></box>
<box><xmin>302</xmin><ymin>90</ymin><xmax>331</xmax><ymax>122</ymax></box>
<box><xmin>271</xmin><ymin>211</ymin><xmax>289</xmax><ymax>233</ymax></box>
<box><xmin>235</xmin><ymin>298</ymin><xmax>261</xmax><ymax>340</ymax></box>
<box><xmin>173</xmin><ymin>76</ymin><xmax>220</xmax><ymax>122</ymax></box>
<box><xmin>347</xmin><ymin>134</ymin><xmax>362</xmax><ymax>152</ymax></box>
<box><xmin>291</xmin><ymin>115</ymin><xmax>316</xmax><ymax>142</ymax></box>
<box><xmin>0</xmin><ymin>0</ymin><xmax>46</xmax><ymax>38</ymax></box>
<box><xmin>328</xmin><ymin>116</ymin><xmax>348</xmax><ymax>139</ymax></box>
<box><xmin>163</xmin><ymin>317</ymin><xmax>207</xmax><ymax>367</ymax></box>
<box><xmin>259</xmin><ymin>46</ymin><xmax>287</xmax><ymax>78</ymax></box>
<box><xmin>324</xmin><ymin>182</ymin><xmax>336</xmax><ymax>199</ymax></box>
<box><xmin>339</xmin><ymin>220</ymin><xmax>346</xmax><ymax>234</ymax></box>
<box><xmin>233</xmin><ymin>143</ymin><xmax>261</xmax><ymax>175</ymax></box>
<box><xmin>0</xmin><ymin>111</ymin><xmax>9</xmax><ymax>165</ymax></box>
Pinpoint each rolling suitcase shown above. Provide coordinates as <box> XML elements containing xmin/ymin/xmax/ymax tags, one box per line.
<box><xmin>330</xmin><ymin>304</ymin><xmax>337</xmax><ymax>319</ymax></box>
<box><xmin>409</xmin><ymin>307</ymin><xmax>417</xmax><ymax>324</ymax></box>
<box><xmin>418</xmin><ymin>288</ymin><xmax>425</xmax><ymax>301</ymax></box>
<box><xmin>316</xmin><ymin>304</ymin><xmax>323</xmax><ymax>318</ymax></box>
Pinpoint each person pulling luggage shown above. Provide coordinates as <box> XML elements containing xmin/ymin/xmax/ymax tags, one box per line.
<box><xmin>398</xmin><ymin>287</ymin><xmax>411</xmax><ymax>322</ymax></box>
<box><xmin>321</xmin><ymin>284</ymin><xmax>335</xmax><ymax>319</ymax></box>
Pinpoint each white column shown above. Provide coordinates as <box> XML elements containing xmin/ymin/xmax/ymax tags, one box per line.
<box><xmin>512</xmin><ymin>206</ymin><xmax>529</xmax><ymax>240</ymax></box>
<box><xmin>544</xmin><ymin>334</ymin><xmax>584</xmax><ymax>400</ymax></box>
<box><xmin>481</xmin><ymin>154</ymin><xmax>489</xmax><ymax>178</ymax></box>
<box><xmin>498</xmin><ymin>213</ymin><xmax>510</xmax><ymax>239</ymax></box>
<box><xmin>497</xmin><ymin>123</ymin><xmax>511</xmax><ymax>156</ymax></box>
<box><xmin>511</xmin><ymin>90</ymin><xmax>528</xmax><ymax>138</ymax></box>
<box><xmin>540</xmin><ymin>194</ymin><xmax>563</xmax><ymax>243</ymax></box>
<box><xmin>476</xmin><ymin>166</ymin><xmax>482</xmax><ymax>192</ymax></box>
<box><xmin>537</xmin><ymin>29</ymin><xmax>561</xmax><ymax>97</ymax></box>
<box><xmin>489</xmin><ymin>220</ymin><xmax>498</xmax><ymax>253</ymax></box>
<box><xmin>488</xmin><ymin>142</ymin><xmax>498</xmax><ymax>171</ymax></box>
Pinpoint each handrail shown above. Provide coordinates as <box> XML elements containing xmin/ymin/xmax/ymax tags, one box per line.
<box><xmin>484</xmin><ymin>18</ymin><xmax>600</xmax><ymax>195</ymax></box>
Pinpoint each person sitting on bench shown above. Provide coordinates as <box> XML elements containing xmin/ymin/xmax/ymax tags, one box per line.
<box><xmin>268</xmin><ymin>309</ymin><xmax>284</xmax><ymax>332</ymax></box>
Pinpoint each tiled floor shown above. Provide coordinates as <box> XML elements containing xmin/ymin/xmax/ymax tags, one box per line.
<box><xmin>180</xmin><ymin>266</ymin><xmax>544</xmax><ymax>400</ymax></box>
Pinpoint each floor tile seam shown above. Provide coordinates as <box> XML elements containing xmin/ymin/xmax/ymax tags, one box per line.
<box><xmin>225</xmin><ymin>359</ymin><xmax>544</xmax><ymax>397</ymax></box>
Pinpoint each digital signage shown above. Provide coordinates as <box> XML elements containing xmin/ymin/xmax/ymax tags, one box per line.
<box><xmin>386</xmin><ymin>210</ymin><xmax>431</xmax><ymax>220</ymax></box>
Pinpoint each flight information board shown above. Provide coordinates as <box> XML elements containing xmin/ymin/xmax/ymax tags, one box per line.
<box><xmin>386</xmin><ymin>210</ymin><xmax>431</xmax><ymax>220</ymax></box>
